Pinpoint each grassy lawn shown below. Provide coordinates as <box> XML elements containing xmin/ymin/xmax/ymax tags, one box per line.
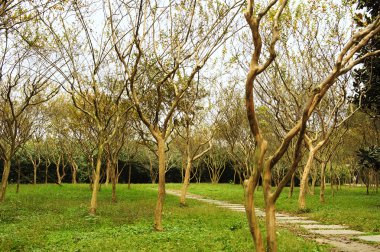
<box><xmin>166</xmin><ymin>183</ymin><xmax>380</xmax><ymax>233</ymax></box>
<box><xmin>0</xmin><ymin>184</ymin><xmax>328</xmax><ymax>251</ymax></box>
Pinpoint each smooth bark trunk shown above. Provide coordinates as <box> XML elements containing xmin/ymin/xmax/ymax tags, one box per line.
<box><xmin>111</xmin><ymin>162</ymin><xmax>117</xmax><ymax>203</ymax></box>
<box><xmin>179</xmin><ymin>158</ymin><xmax>192</xmax><ymax>206</ymax></box>
<box><xmin>244</xmin><ymin>177</ymin><xmax>264</xmax><ymax>252</ymax></box>
<box><xmin>89</xmin><ymin>144</ymin><xmax>104</xmax><ymax>215</ymax></box>
<box><xmin>105</xmin><ymin>158</ymin><xmax>110</xmax><ymax>186</ymax></box>
<box><xmin>319</xmin><ymin>161</ymin><xmax>327</xmax><ymax>203</ymax></box>
<box><xmin>154</xmin><ymin>138</ymin><xmax>166</xmax><ymax>231</ymax></box>
<box><xmin>299</xmin><ymin>151</ymin><xmax>314</xmax><ymax>210</ymax></box>
<box><xmin>288</xmin><ymin>173</ymin><xmax>295</xmax><ymax>198</ymax></box>
<box><xmin>55</xmin><ymin>158</ymin><xmax>62</xmax><ymax>185</ymax></box>
<box><xmin>128</xmin><ymin>163</ymin><xmax>132</xmax><ymax>189</ymax></box>
<box><xmin>16</xmin><ymin>160</ymin><xmax>21</xmax><ymax>193</ymax></box>
<box><xmin>72</xmin><ymin>164</ymin><xmax>77</xmax><ymax>184</ymax></box>
<box><xmin>0</xmin><ymin>159</ymin><xmax>11</xmax><ymax>202</ymax></box>
<box><xmin>265</xmin><ymin>202</ymin><xmax>277</xmax><ymax>252</ymax></box>
<box><xmin>33</xmin><ymin>164</ymin><xmax>37</xmax><ymax>185</ymax></box>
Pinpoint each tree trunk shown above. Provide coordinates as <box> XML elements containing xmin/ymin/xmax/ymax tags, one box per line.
<box><xmin>105</xmin><ymin>158</ymin><xmax>110</xmax><ymax>186</ymax></box>
<box><xmin>45</xmin><ymin>163</ymin><xmax>49</xmax><ymax>184</ymax></box>
<box><xmin>89</xmin><ymin>144</ymin><xmax>104</xmax><ymax>215</ymax></box>
<box><xmin>33</xmin><ymin>163</ymin><xmax>37</xmax><ymax>185</ymax></box>
<box><xmin>330</xmin><ymin>161</ymin><xmax>335</xmax><ymax>197</ymax></box>
<box><xmin>179</xmin><ymin>157</ymin><xmax>192</xmax><ymax>206</ymax></box>
<box><xmin>111</xmin><ymin>161</ymin><xmax>117</xmax><ymax>203</ymax></box>
<box><xmin>244</xmin><ymin>177</ymin><xmax>264</xmax><ymax>252</ymax></box>
<box><xmin>16</xmin><ymin>160</ymin><xmax>21</xmax><ymax>194</ymax></box>
<box><xmin>56</xmin><ymin>158</ymin><xmax>62</xmax><ymax>185</ymax></box>
<box><xmin>154</xmin><ymin>137</ymin><xmax>166</xmax><ymax>231</ymax></box>
<box><xmin>0</xmin><ymin>159</ymin><xmax>11</xmax><ymax>202</ymax></box>
<box><xmin>72</xmin><ymin>163</ymin><xmax>77</xmax><ymax>184</ymax></box>
<box><xmin>299</xmin><ymin>151</ymin><xmax>314</xmax><ymax>210</ymax></box>
<box><xmin>320</xmin><ymin>161</ymin><xmax>327</xmax><ymax>203</ymax></box>
<box><xmin>310</xmin><ymin>167</ymin><xmax>317</xmax><ymax>195</ymax></box>
<box><xmin>128</xmin><ymin>163</ymin><xmax>132</xmax><ymax>190</ymax></box>
<box><xmin>263</xmin><ymin>162</ymin><xmax>277</xmax><ymax>252</ymax></box>
<box><xmin>288</xmin><ymin>173</ymin><xmax>295</xmax><ymax>198</ymax></box>
<box><xmin>265</xmin><ymin>201</ymin><xmax>277</xmax><ymax>252</ymax></box>
<box><xmin>149</xmin><ymin>156</ymin><xmax>155</xmax><ymax>184</ymax></box>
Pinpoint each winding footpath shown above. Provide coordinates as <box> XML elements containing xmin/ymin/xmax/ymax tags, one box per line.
<box><xmin>166</xmin><ymin>189</ymin><xmax>380</xmax><ymax>252</ymax></box>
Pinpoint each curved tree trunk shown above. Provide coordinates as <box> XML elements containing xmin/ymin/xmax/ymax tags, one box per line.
<box><xmin>319</xmin><ymin>161</ymin><xmax>327</xmax><ymax>203</ymax></box>
<box><xmin>244</xmin><ymin>176</ymin><xmax>264</xmax><ymax>252</ymax></box>
<box><xmin>154</xmin><ymin>137</ymin><xmax>166</xmax><ymax>231</ymax></box>
<box><xmin>72</xmin><ymin>162</ymin><xmax>77</xmax><ymax>184</ymax></box>
<box><xmin>179</xmin><ymin>158</ymin><xmax>192</xmax><ymax>206</ymax></box>
<box><xmin>0</xmin><ymin>159</ymin><xmax>11</xmax><ymax>202</ymax></box>
<box><xmin>288</xmin><ymin>173</ymin><xmax>295</xmax><ymax>198</ymax></box>
<box><xmin>299</xmin><ymin>151</ymin><xmax>315</xmax><ymax>210</ymax></box>
<box><xmin>89</xmin><ymin>143</ymin><xmax>104</xmax><ymax>215</ymax></box>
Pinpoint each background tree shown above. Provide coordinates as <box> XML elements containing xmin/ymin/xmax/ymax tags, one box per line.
<box><xmin>352</xmin><ymin>0</ymin><xmax>380</xmax><ymax>117</ymax></box>
<box><xmin>109</xmin><ymin>0</ymin><xmax>243</xmax><ymax>231</ymax></box>
<box><xmin>0</xmin><ymin>42</ymin><xmax>58</xmax><ymax>201</ymax></box>
<box><xmin>241</xmin><ymin>0</ymin><xmax>380</xmax><ymax>251</ymax></box>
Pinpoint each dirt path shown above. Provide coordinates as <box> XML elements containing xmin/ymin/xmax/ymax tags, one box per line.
<box><xmin>166</xmin><ymin>189</ymin><xmax>380</xmax><ymax>252</ymax></box>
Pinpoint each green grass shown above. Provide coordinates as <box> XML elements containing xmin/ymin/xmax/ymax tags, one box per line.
<box><xmin>0</xmin><ymin>184</ymin><xmax>328</xmax><ymax>251</ymax></box>
<box><xmin>166</xmin><ymin>183</ymin><xmax>380</xmax><ymax>233</ymax></box>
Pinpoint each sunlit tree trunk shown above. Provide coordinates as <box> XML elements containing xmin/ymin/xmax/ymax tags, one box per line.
<box><xmin>111</xmin><ymin>160</ymin><xmax>117</xmax><ymax>203</ymax></box>
<box><xmin>89</xmin><ymin>143</ymin><xmax>104</xmax><ymax>215</ymax></box>
<box><xmin>320</xmin><ymin>161</ymin><xmax>327</xmax><ymax>203</ymax></box>
<box><xmin>72</xmin><ymin>162</ymin><xmax>78</xmax><ymax>184</ymax></box>
<box><xmin>180</xmin><ymin>157</ymin><xmax>192</xmax><ymax>206</ymax></box>
<box><xmin>299</xmin><ymin>151</ymin><xmax>315</xmax><ymax>210</ymax></box>
<box><xmin>288</xmin><ymin>173</ymin><xmax>295</xmax><ymax>198</ymax></box>
<box><xmin>244</xmin><ymin>177</ymin><xmax>264</xmax><ymax>252</ymax></box>
<box><xmin>55</xmin><ymin>156</ymin><xmax>62</xmax><ymax>185</ymax></box>
<box><xmin>0</xmin><ymin>158</ymin><xmax>11</xmax><ymax>202</ymax></box>
<box><xmin>105</xmin><ymin>158</ymin><xmax>110</xmax><ymax>186</ymax></box>
<box><xmin>154</xmin><ymin>137</ymin><xmax>166</xmax><ymax>231</ymax></box>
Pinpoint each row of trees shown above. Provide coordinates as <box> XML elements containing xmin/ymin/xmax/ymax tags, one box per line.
<box><xmin>0</xmin><ymin>1</ymin><xmax>379</xmax><ymax>251</ymax></box>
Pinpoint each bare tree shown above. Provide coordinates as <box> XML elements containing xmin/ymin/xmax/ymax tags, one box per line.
<box><xmin>108</xmin><ymin>0</ymin><xmax>243</xmax><ymax>230</ymax></box>
<box><xmin>241</xmin><ymin>1</ymin><xmax>380</xmax><ymax>251</ymax></box>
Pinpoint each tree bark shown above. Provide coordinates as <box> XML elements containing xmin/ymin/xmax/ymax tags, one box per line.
<box><xmin>263</xmin><ymin>161</ymin><xmax>277</xmax><ymax>252</ymax></box>
<box><xmin>0</xmin><ymin>159</ymin><xmax>11</xmax><ymax>202</ymax></box>
<box><xmin>16</xmin><ymin>160</ymin><xmax>21</xmax><ymax>193</ymax></box>
<box><xmin>89</xmin><ymin>143</ymin><xmax>104</xmax><ymax>215</ymax></box>
<box><xmin>180</xmin><ymin>157</ymin><xmax>192</xmax><ymax>206</ymax></box>
<box><xmin>299</xmin><ymin>151</ymin><xmax>314</xmax><ymax>210</ymax></box>
<box><xmin>265</xmin><ymin>201</ymin><xmax>277</xmax><ymax>252</ymax></box>
<box><xmin>244</xmin><ymin>177</ymin><xmax>264</xmax><ymax>252</ymax></box>
<box><xmin>45</xmin><ymin>162</ymin><xmax>49</xmax><ymax>184</ymax></box>
<box><xmin>320</xmin><ymin>161</ymin><xmax>327</xmax><ymax>203</ymax></box>
<box><xmin>128</xmin><ymin>163</ymin><xmax>132</xmax><ymax>189</ymax></box>
<box><xmin>288</xmin><ymin>173</ymin><xmax>295</xmax><ymax>198</ymax></box>
<box><xmin>310</xmin><ymin>167</ymin><xmax>317</xmax><ymax>195</ymax></box>
<box><xmin>72</xmin><ymin>163</ymin><xmax>77</xmax><ymax>184</ymax></box>
<box><xmin>111</xmin><ymin>161</ymin><xmax>117</xmax><ymax>203</ymax></box>
<box><xmin>33</xmin><ymin>163</ymin><xmax>37</xmax><ymax>185</ymax></box>
<box><xmin>105</xmin><ymin>158</ymin><xmax>110</xmax><ymax>186</ymax></box>
<box><xmin>55</xmin><ymin>157</ymin><xmax>61</xmax><ymax>185</ymax></box>
<box><xmin>154</xmin><ymin>137</ymin><xmax>166</xmax><ymax>231</ymax></box>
